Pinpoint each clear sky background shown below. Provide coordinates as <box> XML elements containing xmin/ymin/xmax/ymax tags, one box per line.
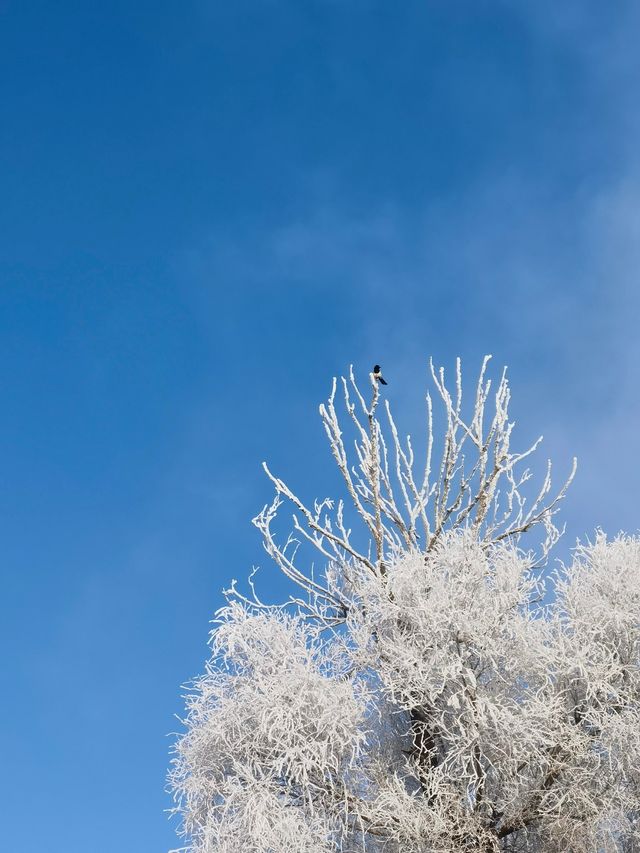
<box><xmin>2</xmin><ymin>2</ymin><xmax>640</xmax><ymax>851</ymax></box>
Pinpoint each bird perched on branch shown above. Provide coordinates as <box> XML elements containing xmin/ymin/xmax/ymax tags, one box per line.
<box><xmin>373</xmin><ymin>365</ymin><xmax>388</xmax><ymax>385</ymax></box>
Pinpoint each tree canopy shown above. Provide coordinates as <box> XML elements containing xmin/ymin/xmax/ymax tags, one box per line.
<box><xmin>169</xmin><ymin>360</ymin><xmax>640</xmax><ymax>852</ymax></box>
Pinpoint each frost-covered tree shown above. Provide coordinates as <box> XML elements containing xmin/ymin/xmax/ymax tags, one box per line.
<box><xmin>169</xmin><ymin>358</ymin><xmax>640</xmax><ymax>852</ymax></box>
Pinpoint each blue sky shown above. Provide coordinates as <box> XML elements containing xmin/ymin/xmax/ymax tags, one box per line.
<box><xmin>2</xmin><ymin>2</ymin><xmax>640</xmax><ymax>850</ymax></box>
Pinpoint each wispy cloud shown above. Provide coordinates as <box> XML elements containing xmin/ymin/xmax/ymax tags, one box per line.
<box><xmin>183</xmin><ymin>17</ymin><xmax>640</xmax><ymax>545</ymax></box>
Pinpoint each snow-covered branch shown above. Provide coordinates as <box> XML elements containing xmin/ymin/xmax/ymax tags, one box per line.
<box><xmin>170</xmin><ymin>358</ymin><xmax>640</xmax><ymax>853</ymax></box>
<box><xmin>251</xmin><ymin>358</ymin><xmax>575</xmax><ymax>619</ymax></box>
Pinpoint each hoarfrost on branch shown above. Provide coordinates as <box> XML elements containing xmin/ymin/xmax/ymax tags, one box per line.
<box><xmin>170</xmin><ymin>358</ymin><xmax>640</xmax><ymax>853</ymax></box>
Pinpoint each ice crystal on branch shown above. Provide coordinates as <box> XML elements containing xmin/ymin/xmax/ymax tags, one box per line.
<box><xmin>170</xmin><ymin>359</ymin><xmax>640</xmax><ymax>853</ymax></box>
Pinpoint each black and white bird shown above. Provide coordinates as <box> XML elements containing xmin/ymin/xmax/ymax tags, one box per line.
<box><xmin>373</xmin><ymin>364</ymin><xmax>388</xmax><ymax>385</ymax></box>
